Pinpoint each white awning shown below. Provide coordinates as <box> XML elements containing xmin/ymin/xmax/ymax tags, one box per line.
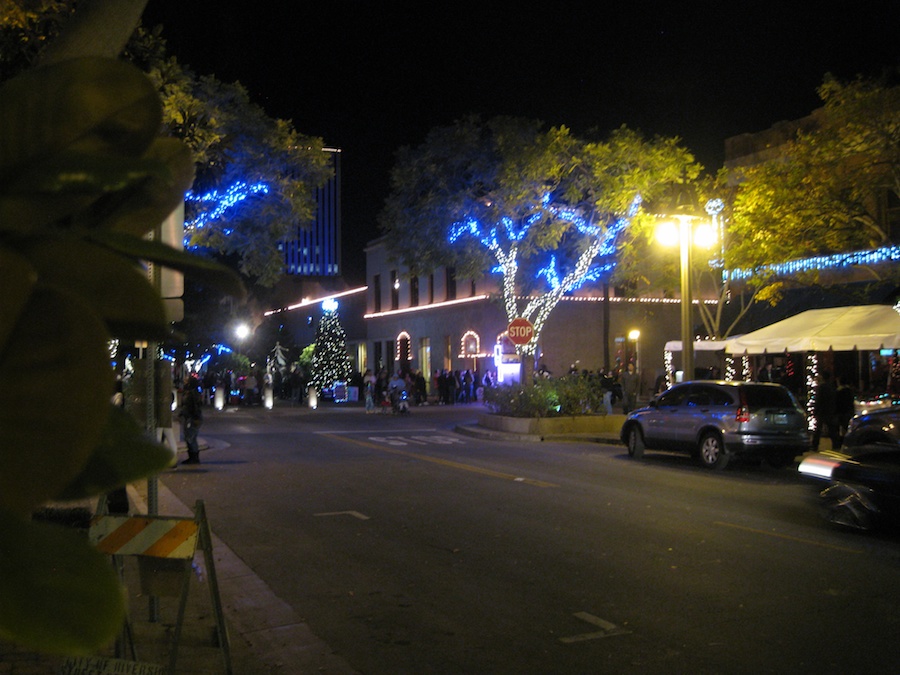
<box><xmin>664</xmin><ymin>339</ymin><xmax>735</xmax><ymax>353</ymax></box>
<box><xmin>724</xmin><ymin>305</ymin><xmax>900</xmax><ymax>354</ymax></box>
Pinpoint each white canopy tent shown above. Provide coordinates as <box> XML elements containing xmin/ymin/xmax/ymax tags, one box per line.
<box><xmin>662</xmin><ymin>339</ymin><xmax>736</xmax><ymax>384</ymax></box>
<box><xmin>664</xmin><ymin>339</ymin><xmax>735</xmax><ymax>353</ymax></box>
<box><xmin>724</xmin><ymin>305</ymin><xmax>900</xmax><ymax>355</ymax></box>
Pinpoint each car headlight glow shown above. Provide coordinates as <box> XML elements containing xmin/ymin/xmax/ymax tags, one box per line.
<box><xmin>798</xmin><ymin>454</ymin><xmax>841</xmax><ymax>480</ymax></box>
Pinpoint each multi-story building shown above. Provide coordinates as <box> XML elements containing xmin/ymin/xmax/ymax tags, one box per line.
<box><xmin>282</xmin><ymin>147</ymin><xmax>342</xmax><ymax>278</ymax></box>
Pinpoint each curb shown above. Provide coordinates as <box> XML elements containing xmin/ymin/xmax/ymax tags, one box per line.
<box><xmin>455</xmin><ymin>423</ymin><xmax>623</xmax><ymax>445</ymax></box>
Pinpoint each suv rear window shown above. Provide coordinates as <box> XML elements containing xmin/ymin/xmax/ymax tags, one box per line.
<box><xmin>692</xmin><ymin>384</ymin><xmax>735</xmax><ymax>406</ymax></box>
<box><xmin>741</xmin><ymin>385</ymin><xmax>796</xmax><ymax>408</ymax></box>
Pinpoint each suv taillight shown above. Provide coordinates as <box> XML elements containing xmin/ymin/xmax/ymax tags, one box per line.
<box><xmin>735</xmin><ymin>389</ymin><xmax>751</xmax><ymax>423</ymax></box>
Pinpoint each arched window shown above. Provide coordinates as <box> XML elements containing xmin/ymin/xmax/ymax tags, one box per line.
<box><xmin>459</xmin><ymin>331</ymin><xmax>482</xmax><ymax>358</ymax></box>
<box><xmin>395</xmin><ymin>331</ymin><xmax>412</xmax><ymax>363</ymax></box>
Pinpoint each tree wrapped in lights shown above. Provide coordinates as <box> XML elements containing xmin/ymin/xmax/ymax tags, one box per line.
<box><xmin>310</xmin><ymin>300</ymin><xmax>352</xmax><ymax>394</ymax></box>
<box><xmin>379</xmin><ymin>116</ymin><xmax>700</xmax><ymax>378</ymax></box>
<box><xmin>126</xmin><ymin>27</ymin><xmax>334</xmax><ymax>286</ymax></box>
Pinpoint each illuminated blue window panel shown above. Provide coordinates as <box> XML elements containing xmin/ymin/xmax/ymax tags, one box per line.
<box><xmin>283</xmin><ymin>148</ymin><xmax>342</xmax><ymax>277</ymax></box>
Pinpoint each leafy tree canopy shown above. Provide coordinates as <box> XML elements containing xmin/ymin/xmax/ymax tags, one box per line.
<box><xmin>129</xmin><ymin>35</ymin><xmax>333</xmax><ymax>286</ymax></box>
<box><xmin>378</xmin><ymin>115</ymin><xmax>700</xmax><ymax>369</ymax></box>
<box><xmin>2</xmin><ymin>2</ymin><xmax>333</xmax><ymax>287</ymax></box>
<box><xmin>380</xmin><ymin>116</ymin><xmax>699</xmax><ymax>281</ymax></box>
<box><xmin>614</xmin><ymin>73</ymin><xmax>900</xmax><ymax>339</ymax></box>
<box><xmin>725</xmin><ymin>73</ymin><xmax>900</xmax><ymax>283</ymax></box>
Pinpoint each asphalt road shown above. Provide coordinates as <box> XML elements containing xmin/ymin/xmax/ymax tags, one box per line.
<box><xmin>160</xmin><ymin>402</ymin><xmax>900</xmax><ymax>675</ymax></box>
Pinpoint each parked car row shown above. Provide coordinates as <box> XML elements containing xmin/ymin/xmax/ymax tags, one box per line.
<box><xmin>619</xmin><ymin>380</ymin><xmax>900</xmax><ymax>532</ymax></box>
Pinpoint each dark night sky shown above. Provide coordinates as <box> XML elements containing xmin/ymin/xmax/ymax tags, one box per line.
<box><xmin>140</xmin><ymin>2</ymin><xmax>898</xmax><ymax>282</ymax></box>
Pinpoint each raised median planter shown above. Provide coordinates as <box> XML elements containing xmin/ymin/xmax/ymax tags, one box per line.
<box><xmin>477</xmin><ymin>413</ymin><xmax>626</xmax><ymax>436</ymax></box>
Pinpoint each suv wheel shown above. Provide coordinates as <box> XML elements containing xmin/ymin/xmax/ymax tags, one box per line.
<box><xmin>698</xmin><ymin>432</ymin><xmax>729</xmax><ymax>469</ymax></box>
<box><xmin>627</xmin><ymin>426</ymin><xmax>645</xmax><ymax>459</ymax></box>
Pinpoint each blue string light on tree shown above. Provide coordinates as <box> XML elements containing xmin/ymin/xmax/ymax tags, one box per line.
<box><xmin>183</xmin><ymin>180</ymin><xmax>270</xmax><ymax>246</ymax></box>
<box><xmin>730</xmin><ymin>244</ymin><xmax>900</xmax><ymax>281</ymax></box>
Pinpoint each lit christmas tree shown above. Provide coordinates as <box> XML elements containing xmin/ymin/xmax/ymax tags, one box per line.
<box><xmin>310</xmin><ymin>299</ymin><xmax>352</xmax><ymax>393</ymax></box>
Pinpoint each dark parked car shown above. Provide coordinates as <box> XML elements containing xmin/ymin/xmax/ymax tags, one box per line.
<box><xmin>798</xmin><ymin>445</ymin><xmax>900</xmax><ymax>531</ymax></box>
<box><xmin>620</xmin><ymin>381</ymin><xmax>810</xmax><ymax>469</ymax></box>
<box><xmin>797</xmin><ymin>405</ymin><xmax>900</xmax><ymax>531</ymax></box>
<box><xmin>842</xmin><ymin>406</ymin><xmax>900</xmax><ymax>448</ymax></box>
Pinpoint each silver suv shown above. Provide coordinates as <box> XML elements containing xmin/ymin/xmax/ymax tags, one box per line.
<box><xmin>621</xmin><ymin>381</ymin><xmax>810</xmax><ymax>469</ymax></box>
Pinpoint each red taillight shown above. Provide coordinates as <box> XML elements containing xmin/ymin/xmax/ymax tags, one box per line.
<box><xmin>736</xmin><ymin>406</ymin><xmax>750</xmax><ymax>423</ymax></box>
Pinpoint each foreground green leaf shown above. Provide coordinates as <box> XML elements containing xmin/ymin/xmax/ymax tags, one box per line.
<box><xmin>0</xmin><ymin>287</ymin><xmax>111</xmax><ymax>516</ymax></box>
<box><xmin>0</xmin><ymin>511</ymin><xmax>125</xmax><ymax>654</ymax></box>
<box><xmin>93</xmin><ymin>137</ymin><xmax>196</xmax><ymax>237</ymax></box>
<box><xmin>87</xmin><ymin>229</ymin><xmax>246</xmax><ymax>300</ymax></box>
<box><xmin>21</xmin><ymin>237</ymin><xmax>169</xmax><ymax>340</ymax></box>
<box><xmin>0</xmin><ymin>57</ymin><xmax>161</xmax><ymax>179</ymax></box>
<box><xmin>0</xmin><ymin>248</ymin><xmax>37</xmax><ymax>351</ymax></box>
<box><xmin>0</xmin><ymin>58</ymin><xmax>163</xmax><ymax>234</ymax></box>
<box><xmin>58</xmin><ymin>406</ymin><xmax>174</xmax><ymax>501</ymax></box>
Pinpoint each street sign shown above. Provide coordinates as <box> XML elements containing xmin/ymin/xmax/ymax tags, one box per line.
<box><xmin>507</xmin><ymin>317</ymin><xmax>534</xmax><ymax>345</ymax></box>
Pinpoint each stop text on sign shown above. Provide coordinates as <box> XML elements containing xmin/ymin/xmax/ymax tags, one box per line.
<box><xmin>507</xmin><ymin>317</ymin><xmax>534</xmax><ymax>345</ymax></box>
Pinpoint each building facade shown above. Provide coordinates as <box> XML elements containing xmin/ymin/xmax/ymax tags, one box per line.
<box><xmin>362</xmin><ymin>237</ymin><xmax>694</xmax><ymax>396</ymax></box>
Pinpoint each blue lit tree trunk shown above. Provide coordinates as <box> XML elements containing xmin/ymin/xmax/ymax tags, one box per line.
<box><xmin>310</xmin><ymin>308</ymin><xmax>352</xmax><ymax>394</ymax></box>
<box><xmin>379</xmin><ymin>117</ymin><xmax>701</xmax><ymax>386</ymax></box>
<box><xmin>474</xmin><ymin>199</ymin><xmax>641</xmax><ymax>378</ymax></box>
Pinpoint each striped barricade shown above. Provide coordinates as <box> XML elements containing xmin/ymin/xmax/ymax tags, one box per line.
<box><xmin>89</xmin><ymin>515</ymin><xmax>199</xmax><ymax>559</ymax></box>
<box><xmin>87</xmin><ymin>502</ymin><xmax>232</xmax><ymax>674</ymax></box>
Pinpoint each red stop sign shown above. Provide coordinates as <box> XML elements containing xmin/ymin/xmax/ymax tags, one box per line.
<box><xmin>507</xmin><ymin>317</ymin><xmax>534</xmax><ymax>345</ymax></box>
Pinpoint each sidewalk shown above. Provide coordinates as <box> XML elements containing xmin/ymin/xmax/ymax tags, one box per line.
<box><xmin>1</xmin><ymin>477</ymin><xmax>358</xmax><ymax>675</ymax></box>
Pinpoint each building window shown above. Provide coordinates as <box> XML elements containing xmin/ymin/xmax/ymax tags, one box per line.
<box><xmin>396</xmin><ymin>331</ymin><xmax>412</xmax><ymax>372</ymax></box>
<box><xmin>410</xmin><ymin>275</ymin><xmax>419</xmax><ymax>307</ymax></box>
<box><xmin>419</xmin><ymin>337</ymin><xmax>431</xmax><ymax>382</ymax></box>
<box><xmin>372</xmin><ymin>274</ymin><xmax>381</xmax><ymax>313</ymax></box>
<box><xmin>374</xmin><ymin>341</ymin><xmax>383</xmax><ymax>371</ymax></box>
<box><xmin>446</xmin><ymin>267</ymin><xmax>456</xmax><ymax>301</ymax></box>
<box><xmin>470</xmin><ymin>279</ymin><xmax>477</xmax><ymax>296</ymax></box>
<box><xmin>428</xmin><ymin>273</ymin><xmax>434</xmax><ymax>304</ymax></box>
<box><xmin>460</xmin><ymin>331</ymin><xmax>481</xmax><ymax>357</ymax></box>
<box><xmin>390</xmin><ymin>270</ymin><xmax>399</xmax><ymax>309</ymax></box>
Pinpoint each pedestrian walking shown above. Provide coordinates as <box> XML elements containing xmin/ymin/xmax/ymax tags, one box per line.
<box><xmin>363</xmin><ymin>368</ymin><xmax>376</xmax><ymax>413</ymax></box>
<box><xmin>812</xmin><ymin>371</ymin><xmax>840</xmax><ymax>451</ymax></box>
<box><xmin>179</xmin><ymin>374</ymin><xmax>203</xmax><ymax>464</ymax></box>
<box><xmin>834</xmin><ymin>375</ymin><xmax>856</xmax><ymax>446</ymax></box>
<box><xmin>620</xmin><ymin>362</ymin><xmax>640</xmax><ymax>414</ymax></box>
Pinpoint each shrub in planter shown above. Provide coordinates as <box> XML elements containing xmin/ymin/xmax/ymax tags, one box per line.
<box><xmin>483</xmin><ymin>376</ymin><xmax>606</xmax><ymax>417</ymax></box>
<box><xmin>483</xmin><ymin>381</ymin><xmax>560</xmax><ymax>417</ymax></box>
<box><xmin>552</xmin><ymin>375</ymin><xmax>604</xmax><ymax>415</ymax></box>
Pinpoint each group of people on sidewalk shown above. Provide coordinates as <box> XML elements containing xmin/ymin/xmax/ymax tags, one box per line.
<box><xmin>361</xmin><ymin>367</ymin><xmax>496</xmax><ymax>413</ymax></box>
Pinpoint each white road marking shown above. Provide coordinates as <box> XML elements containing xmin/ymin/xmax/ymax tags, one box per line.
<box><xmin>559</xmin><ymin>612</ymin><xmax>631</xmax><ymax>643</ymax></box>
<box><xmin>366</xmin><ymin>435</ymin><xmax>465</xmax><ymax>446</ymax></box>
<box><xmin>313</xmin><ymin>511</ymin><xmax>370</xmax><ymax>520</ymax></box>
<box><xmin>411</xmin><ymin>435</ymin><xmax>464</xmax><ymax>444</ymax></box>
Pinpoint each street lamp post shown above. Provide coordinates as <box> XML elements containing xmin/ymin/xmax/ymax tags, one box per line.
<box><xmin>657</xmin><ymin>211</ymin><xmax>718</xmax><ymax>383</ymax></box>
<box><xmin>677</xmin><ymin>216</ymin><xmax>695</xmax><ymax>382</ymax></box>
<box><xmin>628</xmin><ymin>329</ymin><xmax>641</xmax><ymax>372</ymax></box>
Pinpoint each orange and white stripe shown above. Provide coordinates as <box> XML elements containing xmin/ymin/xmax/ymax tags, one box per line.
<box><xmin>89</xmin><ymin>516</ymin><xmax>199</xmax><ymax>559</ymax></box>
